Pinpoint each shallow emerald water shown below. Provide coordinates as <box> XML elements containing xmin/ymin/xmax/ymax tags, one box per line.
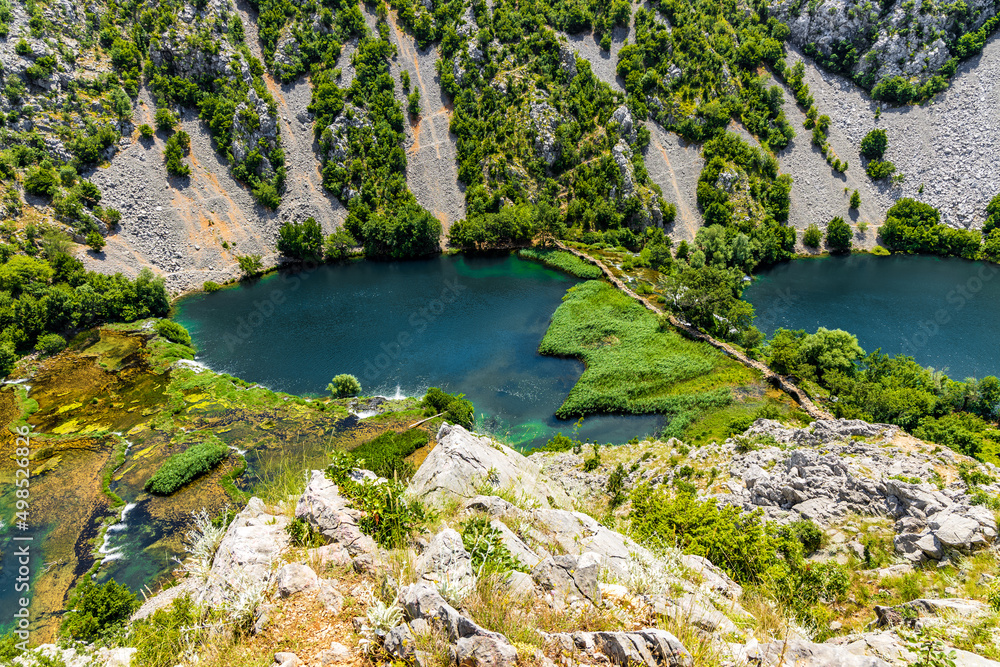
<box><xmin>174</xmin><ymin>254</ymin><xmax>663</xmax><ymax>448</ymax></box>
<box><xmin>745</xmin><ymin>254</ymin><xmax>1000</xmax><ymax>380</ymax></box>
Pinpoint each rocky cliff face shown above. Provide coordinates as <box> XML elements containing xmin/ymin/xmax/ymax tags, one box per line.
<box><xmin>770</xmin><ymin>0</ymin><xmax>999</xmax><ymax>89</ymax></box>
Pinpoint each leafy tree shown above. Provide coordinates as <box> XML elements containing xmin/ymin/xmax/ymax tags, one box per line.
<box><xmin>155</xmin><ymin>108</ymin><xmax>177</xmax><ymax>131</ymax></box>
<box><xmin>800</xmin><ymin>327</ymin><xmax>864</xmax><ymax>380</ymax></box>
<box><xmin>236</xmin><ymin>254</ymin><xmax>263</xmax><ymax>277</ymax></box>
<box><xmin>86</xmin><ymin>231</ymin><xmax>106</xmax><ymax>252</ymax></box>
<box><xmin>0</xmin><ymin>342</ymin><xmax>17</xmax><ymax>377</ymax></box>
<box><xmin>803</xmin><ymin>224</ymin><xmax>822</xmax><ymax>248</ymax></box>
<box><xmin>35</xmin><ymin>333</ymin><xmax>66</xmax><ymax>355</ymax></box>
<box><xmin>826</xmin><ymin>216</ymin><xmax>852</xmax><ymax>253</ymax></box>
<box><xmin>324</xmin><ymin>227</ymin><xmax>357</xmax><ymax>261</ymax></box>
<box><xmin>61</xmin><ymin>578</ymin><xmax>139</xmax><ymax>642</ymax></box>
<box><xmin>872</xmin><ymin>76</ymin><xmax>915</xmax><ymax>105</ymax></box>
<box><xmin>422</xmin><ymin>387</ymin><xmax>474</xmax><ymax>428</ymax></box>
<box><xmin>866</xmin><ymin>160</ymin><xmax>896</xmax><ymax>180</ymax></box>
<box><xmin>277</xmin><ymin>218</ymin><xmax>323</xmax><ymax>261</ymax></box>
<box><xmin>328</xmin><ymin>373</ymin><xmax>361</xmax><ymax>397</ymax></box>
<box><xmin>850</xmin><ymin>190</ymin><xmax>861</xmax><ymax>209</ymax></box>
<box><xmin>860</xmin><ymin>129</ymin><xmax>887</xmax><ymax>159</ymax></box>
<box><xmin>164</xmin><ymin>132</ymin><xmax>191</xmax><ymax>176</ymax></box>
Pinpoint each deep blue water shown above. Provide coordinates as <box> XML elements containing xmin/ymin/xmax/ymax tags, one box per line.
<box><xmin>745</xmin><ymin>254</ymin><xmax>1000</xmax><ymax>380</ymax></box>
<box><xmin>174</xmin><ymin>254</ymin><xmax>663</xmax><ymax>447</ymax></box>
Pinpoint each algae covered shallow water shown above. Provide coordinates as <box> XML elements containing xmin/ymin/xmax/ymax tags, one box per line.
<box><xmin>174</xmin><ymin>254</ymin><xmax>664</xmax><ymax>448</ymax></box>
<box><xmin>745</xmin><ymin>254</ymin><xmax>1000</xmax><ymax>380</ymax></box>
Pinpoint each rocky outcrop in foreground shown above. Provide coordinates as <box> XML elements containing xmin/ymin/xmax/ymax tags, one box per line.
<box><xmin>720</xmin><ymin>419</ymin><xmax>999</xmax><ymax>563</ymax></box>
<box><xmin>19</xmin><ymin>420</ymin><xmax>1000</xmax><ymax>667</ymax></box>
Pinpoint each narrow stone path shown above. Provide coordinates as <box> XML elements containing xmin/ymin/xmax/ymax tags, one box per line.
<box><xmin>555</xmin><ymin>242</ymin><xmax>834</xmax><ymax>421</ymax></box>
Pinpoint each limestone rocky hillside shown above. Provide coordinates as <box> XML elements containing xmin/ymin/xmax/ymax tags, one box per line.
<box><xmin>19</xmin><ymin>419</ymin><xmax>1000</xmax><ymax>667</ymax></box>
<box><xmin>3</xmin><ymin>0</ymin><xmax>1000</xmax><ymax>291</ymax></box>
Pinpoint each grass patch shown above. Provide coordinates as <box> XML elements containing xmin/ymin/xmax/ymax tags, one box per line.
<box><xmin>144</xmin><ymin>438</ymin><xmax>229</xmax><ymax>495</ymax></box>
<box><xmin>517</xmin><ymin>248</ymin><xmax>604</xmax><ymax>279</ymax></box>
<box><xmin>349</xmin><ymin>428</ymin><xmax>429</xmax><ymax>481</ymax></box>
<box><xmin>538</xmin><ymin>281</ymin><xmax>759</xmax><ymax>433</ymax></box>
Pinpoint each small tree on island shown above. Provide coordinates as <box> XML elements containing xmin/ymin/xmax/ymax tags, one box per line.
<box><xmin>328</xmin><ymin>374</ymin><xmax>361</xmax><ymax>398</ymax></box>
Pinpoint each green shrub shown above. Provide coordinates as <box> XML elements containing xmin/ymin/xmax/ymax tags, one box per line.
<box><xmin>866</xmin><ymin>159</ymin><xmax>896</xmax><ymax>180</ymax></box>
<box><xmin>144</xmin><ymin>440</ymin><xmax>229</xmax><ymax>495</ymax></box>
<box><xmin>802</xmin><ymin>224</ymin><xmax>822</xmax><ymax>248</ymax></box>
<box><xmin>164</xmin><ymin>131</ymin><xmax>191</xmax><ymax>176</ymax></box>
<box><xmin>727</xmin><ymin>414</ymin><xmax>754</xmax><ymax>435</ymax></box>
<box><xmin>277</xmin><ymin>218</ymin><xmax>323</xmax><ymax>262</ymax></box>
<box><xmin>154</xmin><ymin>319</ymin><xmax>192</xmax><ymax>347</ymax></box>
<box><xmin>86</xmin><ymin>231</ymin><xmax>106</xmax><ymax>252</ymax></box>
<box><xmin>59</xmin><ymin>165</ymin><xmax>78</xmax><ymax>187</ymax></box>
<box><xmin>328</xmin><ymin>373</ymin><xmax>361</xmax><ymax>398</ymax></box>
<box><xmin>881</xmin><ymin>198</ymin><xmax>982</xmax><ymax>259</ymax></box>
<box><xmin>286</xmin><ymin>517</ymin><xmax>324</xmax><ymax>547</ymax></box>
<box><xmin>154</xmin><ymin>108</ymin><xmax>177</xmax><ymax>131</ymax></box>
<box><xmin>203</xmin><ymin>281</ymin><xmax>222</xmax><ymax>292</ymax></box>
<box><xmin>422</xmin><ymin>386</ymin><xmax>474</xmax><ymax>428</ymax></box>
<box><xmin>872</xmin><ymin>76</ymin><xmax>915</xmax><ymax>105</ymax></box>
<box><xmin>349</xmin><ymin>428</ymin><xmax>428</xmax><ymax>481</ymax></box>
<box><xmin>849</xmin><ymin>190</ymin><xmax>861</xmax><ymax>209</ymax></box>
<box><xmin>60</xmin><ymin>578</ymin><xmax>139</xmax><ymax>642</ymax></box>
<box><xmin>35</xmin><ymin>333</ymin><xmax>66</xmax><ymax>355</ymax></box>
<box><xmin>825</xmin><ymin>216</ymin><xmax>852</xmax><ymax>253</ymax></box>
<box><xmin>139</xmin><ymin>124</ymin><xmax>155</xmax><ymax>139</ymax></box>
<box><xmin>128</xmin><ymin>595</ymin><xmax>199</xmax><ymax>667</ymax></box>
<box><xmin>462</xmin><ymin>517</ymin><xmax>526</xmax><ymax>576</ymax></box>
<box><xmin>871</xmin><ymin>245</ymin><xmax>890</xmax><ymax>256</ymax></box>
<box><xmin>24</xmin><ymin>167</ymin><xmax>59</xmax><ymax>197</ymax></box>
<box><xmin>236</xmin><ymin>254</ymin><xmax>263</xmax><ymax>277</ymax></box>
<box><xmin>325</xmin><ymin>451</ymin><xmax>429</xmax><ymax>548</ymax></box>
<box><xmin>860</xmin><ymin>129</ymin><xmax>887</xmax><ymax>159</ymax></box>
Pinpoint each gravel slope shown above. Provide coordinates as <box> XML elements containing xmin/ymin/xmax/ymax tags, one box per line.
<box><xmin>787</xmin><ymin>34</ymin><xmax>1000</xmax><ymax>231</ymax></box>
<box><xmin>388</xmin><ymin>14</ymin><xmax>466</xmax><ymax>229</ymax></box>
<box><xmin>642</xmin><ymin>124</ymin><xmax>703</xmax><ymax>242</ymax></box>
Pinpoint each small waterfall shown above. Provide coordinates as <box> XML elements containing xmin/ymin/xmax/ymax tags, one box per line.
<box><xmin>98</xmin><ymin>503</ymin><xmax>137</xmax><ymax>563</ymax></box>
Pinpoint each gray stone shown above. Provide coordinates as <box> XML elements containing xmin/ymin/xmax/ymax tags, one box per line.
<box><xmin>385</xmin><ymin>624</ymin><xmax>416</xmax><ymax>661</ymax></box>
<box><xmin>398</xmin><ymin>583</ymin><xmax>503</xmax><ymax>642</ymax></box>
<box><xmin>531</xmin><ymin>509</ymin><xmax>651</xmax><ymax>577</ymax></box>
<box><xmin>755</xmin><ymin>639</ymin><xmax>890</xmax><ymax>666</ymax></box>
<box><xmin>317</xmin><ymin>580</ymin><xmax>344</xmax><ymax>613</ymax></box>
<box><xmin>531</xmin><ymin>553</ymin><xmax>601</xmax><ymax>604</ymax></box>
<box><xmin>296</xmin><ymin>470</ymin><xmax>377</xmax><ymax>556</ymax></box>
<box><xmin>317</xmin><ymin>642</ymin><xmax>352</xmax><ymax>665</ymax></box>
<box><xmin>456</xmin><ymin>636</ymin><xmax>518</xmax><ymax>667</ymax></box>
<box><xmin>463</xmin><ymin>495</ymin><xmax>520</xmax><ymax>517</ymax></box>
<box><xmin>416</xmin><ymin>528</ymin><xmax>476</xmax><ymax>593</ymax></box>
<box><xmin>274</xmin><ymin>653</ymin><xmax>303</xmax><ymax>667</ymax></box>
<box><xmin>276</xmin><ymin>563</ymin><xmax>319</xmax><ymax>598</ymax></box>
<box><xmin>408</xmin><ymin>424</ymin><xmax>571</xmax><ymax>509</ymax></box>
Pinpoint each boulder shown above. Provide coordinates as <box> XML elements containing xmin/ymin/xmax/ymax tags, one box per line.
<box><xmin>531</xmin><ymin>509</ymin><xmax>650</xmax><ymax>577</ymax></box>
<box><xmin>551</xmin><ymin>629</ymin><xmax>693</xmax><ymax>667</ymax></box>
<box><xmin>316</xmin><ymin>642</ymin><xmax>352</xmax><ymax>665</ymax></box>
<box><xmin>201</xmin><ymin>497</ymin><xmax>291</xmax><ymax>606</ymax></box>
<box><xmin>416</xmin><ymin>528</ymin><xmax>476</xmax><ymax>594</ymax></box>
<box><xmin>398</xmin><ymin>583</ymin><xmax>503</xmax><ymax>642</ymax></box>
<box><xmin>276</xmin><ymin>563</ymin><xmax>319</xmax><ymax>598</ymax></box>
<box><xmin>463</xmin><ymin>495</ymin><xmax>520</xmax><ymax>517</ymax></box>
<box><xmin>489</xmin><ymin>519</ymin><xmax>543</xmax><ymax>569</ymax></box>
<box><xmin>755</xmin><ymin>639</ymin><xmax>890</xmax><ymax>666</ymax></box>
<box><xmin>274</xmin><ymin>653</ymin><xmax>303</xmax><ymax>667</ymax></box>
<box><xmin>317</xmin><ymin>580</ymin><xmax>344</xmax><ymax>613</ymax></box>
<box><xmin>456</xmin><ymin>636</ymin><xmax>519</xmax><ymax>667</ymax></box>
<box><xmin>296</xmin><ymin>470</ymin><xmax>377</xmax><ymax>556</ymax></box>
<box><xmin>531</xmin><ymin>553</ymin><xmax>601</xmax><ymax>605</ymax></box>
<box><xmin>408</xmin><ymin>424</ymin><xmax>571</xmax><ymax>509</ymax></box>
<box><xmin>385</xmin><ymin>624</ymin><xmax>416</xmax><ymax>662</ymax></box>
